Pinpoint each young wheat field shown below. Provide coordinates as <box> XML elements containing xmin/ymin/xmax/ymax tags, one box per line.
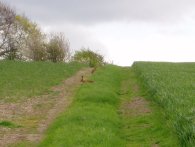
<box><xmin>133</xmin><ymin>62</ymin><xmax>195</xmax><ymax>147</ymax></box>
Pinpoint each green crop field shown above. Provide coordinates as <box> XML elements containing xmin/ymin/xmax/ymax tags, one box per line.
<box><xmin>133</xmin><ymin>62</ymin><xmax>195</xmax><ymax>147</ymax></box>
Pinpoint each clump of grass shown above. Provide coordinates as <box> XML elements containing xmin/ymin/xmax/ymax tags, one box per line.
<box><xmin>0</xmin><ymin>121</ymin><xmax>20</xmax><ymax>128</ymax></box>
<box><xmin>39</xmin><ymin>65</ymin><xmax>126</xmax><ymax>147</ymax></box>
<box><xmin>133</xmin><ymin>62</ymin><xmax>195</xmax><ymax>147</ymax></box>
<box><xmin>0</xmin><ymin>60</ymin><xmax>85</xmax><ymax>102</ymax></box>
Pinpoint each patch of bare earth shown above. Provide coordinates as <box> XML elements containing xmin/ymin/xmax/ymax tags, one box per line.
<box><xmin>121</xmin><ymin>97</ymin><xmax>151</xmax><ymax>117</ymax></box>
<box><xmin>0</xmin><ymin>68</ymin><xmax>92</xmax><ymax>147</ymax></box>
<box><xmin>120</xmin><ymin>78</ymin><xmax>151</xmax><ymax>117</ymax></box>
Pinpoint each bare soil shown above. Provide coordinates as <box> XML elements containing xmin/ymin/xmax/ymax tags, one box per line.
<box><xmin>121</xmin><ymin>97</ymin><xmax>151</xmax><ymax>117</ymax></box>
<box><xmin>0</xmin><ymin>68</ymin><xmax>92</xmax><ymax>147</ymax></box>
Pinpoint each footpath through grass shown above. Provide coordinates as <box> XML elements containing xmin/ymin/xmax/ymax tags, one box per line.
<box><xmin>0</xmin><ymin>60</ymin><xmax>85</xmax><ymax>102</ymax></box>
<box><xmin>119</xmin><ymin>68</ymin><xmax>178</xmax><ymax>146</ymax></box>
<box><xmin>40</xmin><ymin>65</ymin><xmax>178</xmax><ymax>147</ymax></box>
<box><xmin>133</xmin><ymin>62</ymin><xmax>195</xmax><ymax>147</ymax></box>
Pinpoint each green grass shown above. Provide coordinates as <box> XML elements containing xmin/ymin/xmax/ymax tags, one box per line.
<box><xmin>1</xmin><ymin>61</ymin><xmax>188</xmax><ymax>146</ymax></box>
<box><xmin>133</xmin><ymin>62</ymin><xmax>195</xmax><ymax>147</ymax></box>
<box><xmin>40</xmin><ymin>65</ymin><xmax>178</xmax><ymax>147</ymax></box>
<box><xmin>0</xmin><ymin>121</ymin><xmax>20</xmax><ymax>128</ymax></box>
<box><xmin>0</xmin><ymin>60</ymin><xmax>85</xmax><ymax>102</ymax></box>
<box><xmin>39</xmin><ymin>65</ymin><xmax>126</xmax><ymax>147</ymax></box>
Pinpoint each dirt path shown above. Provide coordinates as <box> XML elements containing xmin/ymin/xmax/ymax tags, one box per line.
<box><xmin>0</xmin><ymin>68</ymin><xmax>92</xmax><ymax>147</ymax></box>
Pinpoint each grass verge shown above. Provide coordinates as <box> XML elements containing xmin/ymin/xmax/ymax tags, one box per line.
<box><xmin>119</xmin><ymin>67</ymin><xmax>179</xmax><ymax>146</ymax></box>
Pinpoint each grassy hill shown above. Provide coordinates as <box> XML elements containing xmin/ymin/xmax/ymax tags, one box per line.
<box><xmin>1</xmin><ymin>61</ymin><xmax>194</xmax><ymax>146</ymax></box>
<box><xmin>133</xmin><ymin>62</ymin><xmax>195</xmax><ymax>147</ymax></box>
<box><xmin>0</xmin><ymin>60</ymin><xmax>86</xmax><ymax>147</ymax></box>
<box><xmin>0</xmin><ymin>61</ymin><xmax>85</xmax><ymax>102</ymax></box>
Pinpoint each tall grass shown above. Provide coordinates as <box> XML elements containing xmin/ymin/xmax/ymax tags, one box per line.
<box><xmin>39</xmin><ymin>65</ymin><xmax>126</xmax><ymax>147</ymax></box>
<box><xmin>0</xmin><ymin>60</ymin><xmax>85</xmax><ymax>102</ymax></box>
<box><xmin>133</xmin><ymin>62</ymin><xmax>195</xmax><ymax>147</ymax></box>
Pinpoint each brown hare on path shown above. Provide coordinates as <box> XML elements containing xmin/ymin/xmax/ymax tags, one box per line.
<box><xmin>81</xmin><ymin>75</ymin><xmax>94</xmax><ymax>83</ymax></box>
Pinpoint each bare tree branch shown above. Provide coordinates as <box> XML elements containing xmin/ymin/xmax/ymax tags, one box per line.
<box><xmin>0</xmin><ymin>1</ymin><xmax>16</xmax><ymax>55</ymax></box>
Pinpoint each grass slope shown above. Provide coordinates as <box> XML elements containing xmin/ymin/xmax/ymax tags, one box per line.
<box><xmin>0</xmin><ymin>60</ymin><xmax>84</xmax><ymax>102</ymax></box>
<box><xmin>133</xmin><ymin>62</ymin><xmax>195</xmax><ymax>147</ymax></box>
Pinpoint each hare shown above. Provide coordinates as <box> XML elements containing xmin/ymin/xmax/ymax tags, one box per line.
<box><xmin>81</xmin><ymin>75</ymin><xmax>94</xmax><ymax>83</ymax></box>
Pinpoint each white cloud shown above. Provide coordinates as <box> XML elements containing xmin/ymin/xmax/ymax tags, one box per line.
<box><xmin>2</xmin><ymin>0</ymin><xmax>195</xmax><ymax>65</ymax></box>
<box><xmin>3</xmin><ymin>0</ymin><xmax>195</xmax><ymax>24</ymax></box>
<box><xmin>89</xmin><ymin>22</ymin><xmax>195</xmax><ymax>65</ymax></box>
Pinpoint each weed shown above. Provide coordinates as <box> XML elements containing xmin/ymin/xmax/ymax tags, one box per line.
<box><xmin>0</xmin><ymin>121</ymin><xmax>20</xmax><ymax>128</ymax></box>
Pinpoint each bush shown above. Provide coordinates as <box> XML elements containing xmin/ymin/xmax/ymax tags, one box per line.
<box><xmin>73</xmin><ymin>48</ymin><xmax>104</xmax><ymax>67</ymax></box>
<box><xmin>46</xmin><ymin>33</ymin><xmax>70</xmax><ymax>62</ymax></box>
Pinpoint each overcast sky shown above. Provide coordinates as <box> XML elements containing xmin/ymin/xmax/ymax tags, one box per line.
<box><xmin>2</xmin><ymin>0</ymin><xmax>195</xmax><ymax>66</ymax></box>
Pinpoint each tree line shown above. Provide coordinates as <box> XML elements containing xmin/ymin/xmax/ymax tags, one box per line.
<box><xmin>0</xmin><ymin>2</ymin><xmax>104</xmax><ymax>67</ymax></box>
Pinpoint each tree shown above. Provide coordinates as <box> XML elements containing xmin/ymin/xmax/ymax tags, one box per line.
<box><xmin>0</xmin><ymin>2</ymin><xmax>42</xmax><ymax>60</ymax></box>
<box><xmin>73</xmin><ymin>48</ymin><xmax>104</xmax><ymax>67</ymax></box>
<box><xmin>0</xmin><ymin>2</ymin><xmax>70</xmax><ymax>62</ymax></box>
<box><xmin>15</xmin><ymin>15</ymin><xmax>47</xmax><ymax>61</ymax></box>
<box><xmin>46</xmin><ymin>33</ymin><xmax>70</xmax><ymax>62</ymax></box>
<box><xmin>3</xmin><ymin>15</ymin><xmax>29</xmax><ymax>60</ymax></box>
<box><xmin>0</xmin><ymin>1</ymin><xmax>16</xmax><ymax>57</ymax></box>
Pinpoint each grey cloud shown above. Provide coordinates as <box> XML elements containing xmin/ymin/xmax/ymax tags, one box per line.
<box><xmin>2</xmin><ymin>0</ymin><xmax>195</xmax><ymax>25</ymax></box>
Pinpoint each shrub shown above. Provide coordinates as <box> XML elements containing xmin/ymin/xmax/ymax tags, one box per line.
<box><xmin>46</xmin><ymin>33</ymin><xmax>70</xmax><ymax>62</ymax></box>
<box><xmin>73</xmin><ymin>48</ymin><xmax>104</xmax><ymax>67</ymax></box>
